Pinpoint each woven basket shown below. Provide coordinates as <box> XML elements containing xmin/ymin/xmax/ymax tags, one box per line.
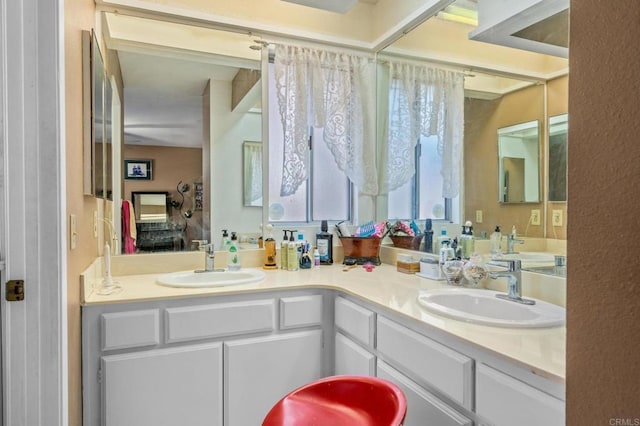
<box><xmin>390</xmin><ymin>235</ymin><xmax>422</xmax><ymax>250</ymax></box>
<box><xmin>339</xmin><ymin>237</ymin><xmax>382</xmax><ymax>265</ymax></box>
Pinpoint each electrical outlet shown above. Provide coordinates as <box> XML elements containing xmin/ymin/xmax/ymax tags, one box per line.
<box><xmin>70</xmin><ymin>214</ymin><xmax>77</xmax><ymax>249</ymax></box>
<box><xmin>530</xmin><ymin>209</ymin><xmax>541</xmax><ymax>226</ymax></box>
<box><xmin>552</xmin><ymin>209</ymin><xmax>563</xmax><ymax>227</ymax></box>
<box><xmin>475</xmin><ymin>210</ymin><xmax>483</xmax><ymax>224</ymax></box>
<box><xmin>93</xmin><ymin>210</ymin><xmax>98</xmax><ymax>238</ymax></box>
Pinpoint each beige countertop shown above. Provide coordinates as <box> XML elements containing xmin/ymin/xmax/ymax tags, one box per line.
<box><xmin>82</xmin><ymin>257</ymin><xmax>566</xmax><ymax>383</ymax></box>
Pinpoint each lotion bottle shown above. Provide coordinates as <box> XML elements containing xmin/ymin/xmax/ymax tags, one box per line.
<box><xmin>227</xmin><ymin>232</ymin><xmax>241</xmax><ymax>271</ymax></box>
<box><xmin>280</xmin><ymin>230</ymin><xmax>289</xmax><ymax>269</ymax></box>
<box><xmin>460</xmin><ymin>221</ymin><xmax>475</xmax><ymax>259</ymax></box>
<box><xmin>490</xmin><ymin>226</ymin><xmax>502</xmax><ymax>258</ymax></box>
<box><xmin>287</xmin><ymin>231</ymin><xmax>299</xmax><ymax>271</ymax></box>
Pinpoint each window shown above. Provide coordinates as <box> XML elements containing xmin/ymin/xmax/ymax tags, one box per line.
<box><xmin>387</xmin><ymin>134</ymin><xmax>450</xmax><ymax>221</ymax></box>
<box><xmin>268</xmin><ymin>66</ymin><xmax>352</xmax><ymax>223</ymax></box>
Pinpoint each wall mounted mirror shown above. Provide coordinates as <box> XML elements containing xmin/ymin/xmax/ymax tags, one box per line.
<box><xmin>548</xmin><ymin>113</ymin><xmax>568</xmax><ymax>202</ymax></box>
<box><xmin>497</xmin><ymin>120</ymin><xmax>540</xmax><ymax>203</ymax></box>
<box><xmin>82</xmin><ymin>30</ymin><xmax>108</xmax><ymax>198</ymax></box>
<box><xmin>102</xmin><ymin>12</ymin><xmax>262</xmax><ymax>253</ymax></box>
<box><xmin>243</xmin><ymin>141</ymin><xmax>263</xmax><ymax>207</ymax></box>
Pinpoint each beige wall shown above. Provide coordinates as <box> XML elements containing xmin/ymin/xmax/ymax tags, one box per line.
<box><xmin>464</xmin><ymin>76</ymin><xmax>569</xmax><ymax>239</ymax></box>
<box><xmin>124</xmin><ymin>145</ymin><xmax>204</xmax><ymax>247</ymax></box>
<box><xmin>65</xmin><ymin>0</ymin><xmax>97</xmax><ymax>423</ymax></box>
<box><xmin>567</xmin><ymin>0</ymin><xmax>640</xmax><ymax>422</ymax></box>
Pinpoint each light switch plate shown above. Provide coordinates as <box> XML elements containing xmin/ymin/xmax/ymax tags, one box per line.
<box><xmin>475</xmin><ymin>210</ymin><xmax>483</xmax><ymax>224</ymax></box>
<box><xmin>552</xmin><ymin>209</ymin><xmax>563</xmax><ymax>227</ymax></box>
<box><xmin>530</xmin><ymin>209</ymin><xmax>540</xmax><ymax>226</ymax></box>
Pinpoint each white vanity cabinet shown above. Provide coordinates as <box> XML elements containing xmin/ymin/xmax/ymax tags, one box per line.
<box><xmin>476</xmin><ymin>363</ymin><xmax>564</xmax><ymax>426</ymax></box>
<box><xmin>334</xmin><ymin>297</ymin><xmax>376</xmax><ymax>376</ymax></box>
<box><xmin>82</xmin><ymin>291</ymin><xmax>327</xmax><ymax>426</ymax></box>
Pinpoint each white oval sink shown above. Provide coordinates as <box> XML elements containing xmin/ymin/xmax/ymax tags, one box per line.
<box><xmin>156</xmin><ymin>269</ymin><xmax>266</xmax><ymax>288</ymax></box>
<box><xmin>417</xmin><ymin>288</ymin><xmax>565</xmax><ymax>328</ymax></box>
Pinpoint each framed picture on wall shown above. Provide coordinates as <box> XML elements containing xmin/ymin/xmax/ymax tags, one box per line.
<box><xmin>124</xmin><ymin>159</ymin><xmax>153</xmax><ymax>180</ymax></box>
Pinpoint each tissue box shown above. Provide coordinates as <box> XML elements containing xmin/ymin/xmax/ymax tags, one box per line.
<box><xmin>418</xmin><ymin>257</ymin><xmax>446</xmax><ymax>280</ymax></box>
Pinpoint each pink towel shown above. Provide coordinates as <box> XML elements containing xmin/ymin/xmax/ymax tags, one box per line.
<box><xmin>122</xmin><ymin>200</ymin><xmax>137</xmax><ymax>254</ymax></box>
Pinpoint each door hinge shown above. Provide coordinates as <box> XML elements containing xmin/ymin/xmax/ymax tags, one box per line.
<box><xmin>6</xmin><ymin>279</ymin><xmax>25</xmax><ymax>302</ymax></box>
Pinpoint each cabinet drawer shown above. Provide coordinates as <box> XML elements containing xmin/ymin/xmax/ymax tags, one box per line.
<box><xmin>165</xmin><ymin>299</ymin><xmax>274</xmax><ymax>343</ymax></box>
<box><xmin>280</xmin><ymin>295</ymin><xmax>323</xmax><ymax>329</ymax></box>
<box><xmin>335</xmin><ymin>332</ymin><xmax>376</xmax><ymax>376</ymax></box>
<box><xmin>334</xmin><ymin>297</ymin><xmax>375</xmax><ymax>347</ymax></box>
<box><xmin>378</xmin><ymin>361</ymin><xmax>472</xmax><ymax>426</ymax></box>
<box><xmin>377</xmin><ymin>316</ymin><xmax>473</xmax><ymax>409</ymax></box>
<box><xmin>476</xmin><ymin>363</ymin><xmax>564</xmax><ymax>426</ymax></box>
<box><xmin>101</xmin><ymin>309</ymin><xmax>160</xmax><ymax>351</ymax></box>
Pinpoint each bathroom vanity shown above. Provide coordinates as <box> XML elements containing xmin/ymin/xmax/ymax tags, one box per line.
<box><xmin>81</xmin><ymin>260</ymin><xmax>565</xmax><ymax>426</ymax></box>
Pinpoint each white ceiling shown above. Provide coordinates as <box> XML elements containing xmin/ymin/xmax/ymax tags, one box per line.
<box><xmin>119</xmin><ymin>48</ymin><xmax>242</xmax><ymax>147</ymax></box>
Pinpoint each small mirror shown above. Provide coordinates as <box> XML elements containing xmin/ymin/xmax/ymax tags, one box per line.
<box><xmin>498</xmin><ymin>120</ymin><xmax>540</xmax><ymax>203</ymax></box>
<box><xmin>243</xmin><ymin>141</ymin><xmax>262</xmax><ymax>207</ymax></box>
<box><xmin>132</xmin><ymin>192</ymin><xmax>170</xmax><ymax>223</ymax></box>
<box><xmin>548</xmin><ymin>113</ymin><xmax>568</xmax><ymax>202</ymax></box>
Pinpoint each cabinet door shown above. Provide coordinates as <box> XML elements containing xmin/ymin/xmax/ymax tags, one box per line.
<box><xmin>476</xmin><ymin>363</ymin><xmax>564</xmax><ymax>426</ymax></box>
<box><xmin>378</xmin><ymin>361</ymin><xmax>472</xmax><ymax>426</ymax></box>
<box><xmin>335</xmin><ymin>332</ymin><xmax>375</xmax><ymax>376</ymax></box>
<box><xmin>102</xmin><ymin>343</ymin><xmax>222</xmax><ymax>426</ymax></box>
<box><xmin>224</xmin><ymin>330</ymin><xmax>323</xmax><ymax>426</ymax></box>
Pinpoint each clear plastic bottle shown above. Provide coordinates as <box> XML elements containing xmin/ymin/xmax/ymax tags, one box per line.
<box><xmin>460</xmin><ymin>221</ymin><xmax>475</xmax><ymax>260</ymax></box>
<box><xmin>490</xmin><ymin>226</ymin><xmax>502</xmax><ymax>258</ymax></box>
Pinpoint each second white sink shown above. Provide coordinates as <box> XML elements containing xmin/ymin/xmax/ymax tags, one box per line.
<box><xmin>156</xmin><ymin>269</ymin><xmax>266</xmax><ymax>288</ymax></box>
<box><xmin>417</xmin><ymin>288</ymin><xmax>565</xmax><ymax>328</ymax></box>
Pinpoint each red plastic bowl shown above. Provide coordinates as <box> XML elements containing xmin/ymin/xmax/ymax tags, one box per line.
<box><xmin>263</xmin><ymin>375</ymin><xmax>407</xmax><ymax>426</ymax></box>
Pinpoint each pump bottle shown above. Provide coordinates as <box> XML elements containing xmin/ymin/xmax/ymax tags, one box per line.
<box><xmin>227</xmin><ymin>232</ymin><xmax>241</xmax><ymax>271</ymax></box>
<box><xmin>287</xmin><ymin>231</ymin><xmax>299</xmax><ymax>271</ymax></box>
<box><xmin>460</xmin><ymin>221</ymin><xmax>475</xmax><ymax>259</ymax></box>
<box><xmin>490</xmin><ymin>226</ymin><xmax>502</xmax><ymax>257</ymax></box>
<box><xmin>280</xmin><ymin>230</ymin><xmax>289</xmax><ymax>269</ymax></box>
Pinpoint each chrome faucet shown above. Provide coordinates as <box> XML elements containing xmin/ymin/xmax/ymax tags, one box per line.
<box><xmin>194</xmin><ymin>242</ymin><xmax>217</xmax><ymax>273</ymax></box>
<box><xmin>489</xmin><ymin>259</ymin><xmax>535</xmax><ymax>305</ymax></box>
<box><xmin>505</xmin><ymin>234</ymin><xmax>525</xmax><ymax>254</ymax></box>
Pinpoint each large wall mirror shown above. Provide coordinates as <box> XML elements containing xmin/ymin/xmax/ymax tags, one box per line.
<box><xmin>378</xmin><ymin>0</ymin><xmax>567</xmax><ymax>238</ymax></box>
<box><xmin>102</xmin><ymin>13</ymin><xmax>262</xmax><ymax>254</ymax></box>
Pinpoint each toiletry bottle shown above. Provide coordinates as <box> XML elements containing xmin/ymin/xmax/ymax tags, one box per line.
<box><xmin>434</xmin><ymin>226</ymin><xmax>449</xmax><ymax>254</ymax></box>
<box><xmin>460</xmin><ymin>220</ymin><xmax>475</xmax><ymax>259</ymax></box>
<box><xmin>421</xmin><ymin>219</ymin><xmax>434</xmax><ymax>253</ymax></box>
<box><xmin>287</xmin><ymin>231</ymin><xmax>299</xmax><ymax>271</ymax></box>
<box><xmin>280</xmin><ymin>230</ymin><xmax>289</xmax><ymax>269</ymax></box>
<box><xmin>316</xmin><ymin>220</ymin><xmax>334</xmax><ymax>264</ymax></box>
<box><xmin>221</xmin><ymin>229</ymin><xmax>230</xmax><ymax>250</ymax></box>
<box><xmin>313</xmin><ymin>248</ymin><xmax>320</xmax><ymax>268</ymax></box>
<box><xmin>227</xmin><ymin>232</ymin><xmax>241</xmax><ymax>271</ymax></box>
<box><xmin>490</xmin><ymin>225</ymin><xmax>502</xmax><ymax>257</ymax></box>
<box><xmin>263</xmin><ymin>224</ymin><xmax>277</xmax><ymax>270</ymax></box>
<box><xmin>439</xmin><ymin>240</ymin><xmax>454</xmax><ymax>265</ymax></box>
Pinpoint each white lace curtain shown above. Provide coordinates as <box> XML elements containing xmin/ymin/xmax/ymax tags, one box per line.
<box><xmin>273</xmin><ymin>44</ymin><xmax>378</xmax><ymax>196</ymax></box>
<box><xmin>380</xmin><ymin>62</ymin><xmax>464</xmax><ymax>198</ymax></box>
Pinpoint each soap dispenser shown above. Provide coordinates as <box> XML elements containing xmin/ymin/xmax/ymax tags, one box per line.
<box><xmin>227</xmin><ymin>232</ymin><xmax>241</xmax><ymax>271</ymax></box>
<box><xmin>434</xmin><ymin>226</ymin><xmax>449</xmax><ymax>254</ymax></box>
<box><xmin>280</xmin><ymin>230</ymin><xmax>289</xmax><ymax>270</ymax></box>
<box><xmin>490</xmin><ymin>226</ymin><xmax>502</xmax><ymax>258</ymax></box>
<box><xmin>263</xmin><ymin>224</ymin><xmax>277</xmax><ymax>270</ymax></box>
<box><xmin>287</xmin><ymin>231</ymin><xmax>299</xmax><ymax>271</ymax></box>
<box><xmin>460</xmin><ymin>221</ymin><xmax>475</xmax><ymax>259</ymax></box>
